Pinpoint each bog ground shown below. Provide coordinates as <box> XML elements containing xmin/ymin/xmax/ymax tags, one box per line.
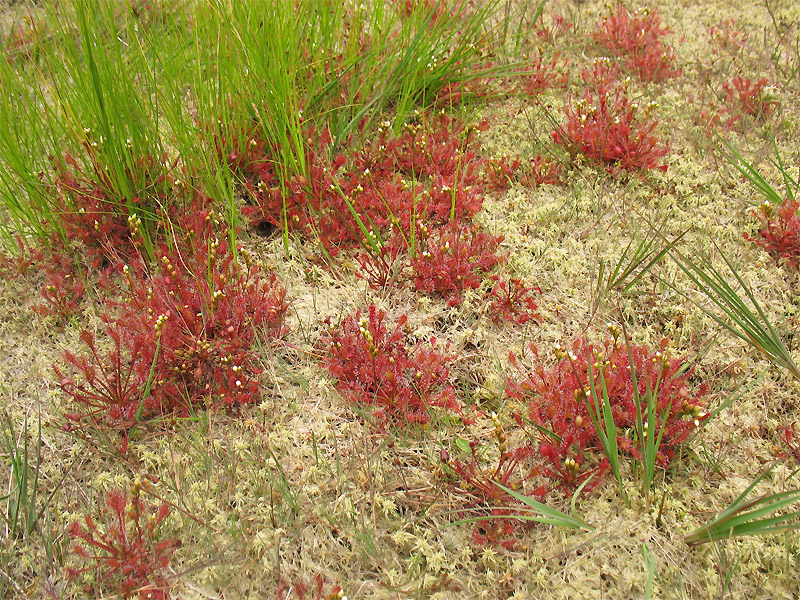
<box><xmin>1</xmin><ymin>1</ymin><xmax>799</xmax><ymax>599</ymax></box>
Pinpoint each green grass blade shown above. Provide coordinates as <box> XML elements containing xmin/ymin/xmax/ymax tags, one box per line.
<box><xmin>642</xmin><ymin>543</ymin><xmax>656</xmax><ymax>600</ymax></box>
<box><xmin>570</xmin><ymin>474</ymin><xmax>596</xmax><ymax>520</ymax></box>
<box><xmin>708</xmin><ymin>370</ymin><xmax>767</xmax><ymax>420</ymax></box>
<box><xmin>770</xmin><ymin>136</ymin><xmax>798</xmax><ymax>201</ymax></box>
<box><xmin>715</xmin><ymin>133</ymin><xmax>784</xmax><ymax>206</ymax></box>
<box><xmin>584</xmin><ymin>355</ymin><xmax>622</xmax><ymax>491</ymax></box>
<box><xmin>686</xmin><ymin>467</ymin><xmax>800</xmax><ymax>545</ymax></box>
<box><xmin>491</xmin><ymin>481</ymin><xmax>594</xmax><ymax>530</ymax></box>
<box><xmin>666</xmin><ymin>243</ymin><xmax>800</xmax><ymax>381</ymax></box>
<box><xmin>135</xmin><ymin>331</ymin><xmax>163</xmax><ymax>422</ymax></box>
<box><xmin>450</xmin><ymin>509</ymin><xmax>588</xmax><ymax>530</ymax></box>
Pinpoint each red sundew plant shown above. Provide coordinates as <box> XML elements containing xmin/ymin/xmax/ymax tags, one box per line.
<box><xmin>413</xmin><ymin>221</ymin><xmax>504</xmax><ymax>306</ymax></box>
<box><xmin>315</xmin><ymin>170</ymin><xmax>411</xmax><ymax>252</ymax></box>
<box><xmin>217</xmin><ymin>119</ymin><xmax>314</xmax><ymax>236</ymax></box>
<box><xmin>355</xmin><ymin>236</ymin><xmax>408</xmax><ymax>290</ymax></box>
<box><xmin>442</xmin><ymin>440</ymin><xmax>544</xmax><ymax>549</ymax></box>
<box><xmin>552</xmin><ymin>60</ymin><xmax>669</xmax><ymax>173</ymax></box>
<box><xmin>53</xmin><ymin>154</ymin><xmax>138</xmax><ymax>267</ymax></box>
<box><xmin>56</xmin><ymin>326</ymin><xmax>149</xmax><ymax>432</ymax></box>
<box><xmin>483</xmin><ymin>155</ymin><xmax>561</xmax><ymax>191</ymax></box>
<box><xmin>355</xmin><ymin>114</ymin><xmax>488</xmax><ymax>226</ymax></box>
<box><xmin>67</xmin><ymin>485</ymin><xmax>178</xmax><ymax>600</ymax></box>
<box><xmin>694</xmin><ymin>107</ymin><xmax>726</xmax><ymax>138</ymax></box>
<box><xmin>229</xmin><ymin>129</ymin><xmax>335</xmax><ymax>233</ymax></box>
<box><xmin>522</xmin><ymin>155</ymin><xmax>563</xmax><ymax>187</ymax></box>
<box><xmin>31</xmin><ymin>254</ymin><xmax>86</xmax><ymax>320</ymax></box>
<box><xmin>239</xmin><ymin>113</ymin><xmax>487</xmax><ymax>257</ymax></box>
<box><xmin>442</xmin><ymin>418</ymin><xmax>543</xmax><ymax>548</ymax></box>
<box><xmin>377</xmin><ymin>115</ymin><xmax>487</xmax><ymax>181</ymax></box>
<box><xmin>323</xmin><ymin>305</ymin><xmax>458</xmax><ymax>426</ymax></box>
<box><xmin>591</xmin><ymin>3</ymin><xmax>681</xmax><ymax>83</ymax></box>
<box><xmin>484</xmin><ymin>155</ymin><xmax>522</xmax><ymax>193</ymax></box>
<box><xmin>533</xmin><ymin>12</ymin><xmax>573</xmax><ymax>44</ymax></box>
<box><xmin>229</xmin><ymin>125</ymin><xmax>309</xmax><ymax>235</ymax></box>
<box><xmin>506</xmin><ymin>337</ymin><xmax>708</xmax><ymax>493</ymax></box>
<box><xmin>35</xmin><ymin>270</ymin><xmax>85</xmax><ymax>320</ymax></box>
<box><xmin>487</xmin><ymin>277</ymin><xmax>541</xmax><ymax>325</ymax></box>
<box><xmin>0</xmin><ymin>236</ymin><xmax>39</xmax><ymax>280</ymax></box>
<box><xmin>52</xmin><ymin>151</ymin><xmax>177</xmax><ymax>268</ymax></box>
<box><xmin>697</xmin><ymin>77</ymin><xmax>774</xmax><ymax>135</ymax></box>
<box><xmin>709</xmin><ymin>18</ymin><xmax>748</xmax><ymax>55</ymax></box>
<box><xmin>721</xmin><ymin>76</ymin><xmax>779</xmax><ymax>125</ymax></box>
<box><xmin>581</xmin><ymin>57</ymin><xmax>623</xmax><ymax>93</ymax></box>
<box><xmin>775</xmin><ymin>422</ymin><xmax>800</xmax><ymax>464</ymax></box>
<box><xmin>120</xmin><ymin>236</ymin><xmax>288</xmax><ymax>413</ymax></box>
<box><xmin>517</xmin><ymin>50</ymin><xmax>569</xmax><ymax>96</ymax></box>
<box><xmin>433</xmin><ymin>68</ymin><xmax>490</xmax><ymax>108</ymax></box>
<box><xmin>746</xmin><ymin>199</ymin><xmax>800</xmax><ymax>269</ymax></box>
<box><xmin>357</xmin><ymin>114</ymin><xmax>483</xmax><ymax>176</ymax></box>
<box><xmin>57</xmin><ymin>204</ymin><xmax>288</xmax><ymax>432</ymax></box>
<box><xmin>275</xmin><ymin>576</ymin><xmax>344</xmax><ymax>600</ymax></box>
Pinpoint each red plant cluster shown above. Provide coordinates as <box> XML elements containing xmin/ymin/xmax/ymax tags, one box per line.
<box><xmin>0</xmin><ymin>236</ymin><xmax>39</xmax><ymax>280</ymax></box>
<box><xmin>36</xmin><ymin>274</ymin><xmax>84</xmax><ymax>320</ymax></box>
<box><xmin>484</xmin><ymin>155</ymin><xmax>562</xmax><ymax>193</ymax></box>
<box><xmin>52</xmin><ymin>153</ymin><xmax>138</xmax><ymax>267</ymax></box>
<box><xmin>487</xmin><ymin>277</ymin><xmax>540</xmax><ymax>325</ymax></box>
<box><xmin>67</xmin><ymin>485</ymin><xmax>178</xmax><ymax>600</ymax></box>
<box><xmin>721</xmin><ymin>76</ymin><xmax>779</xmax><ymax>123</ymax></box>
<box><xmin>552</xmin><ymin>60</ymin><xmax>669</xmax><ymax>173</ymax></box>
<box><xmin>57</xmin><ymin>327</ymin><xmax>147</xmax><ymax>430</ymax></box>
<box><xmin>32</xmin><ymin>254</ymin><xmax>86</xmax><ymax>320</ymax></box>
<box><xmin>775</xmin><ymin>422</ymin><xmax>800</xmax><ymax>464</ymax></box>
<box><xmin>52</xmin><ymin>150</ymin><xmax>177</xmax><ymax>268</ymax></box>
<box><xmin>323</xmin><ymin>305</ymin><xmax>458</xmax><ymax>426</ymax></box>
<box><xmin>236</xmin><ymin>113</ymin><xmax>507</xmax><ymax>300</ymax></box>
<box><xmin>433</xmin><ymin>67</ymin><xmax>490</xmax><ymax>108</ymax></box>
<box><xmin>746</xmin><ymin>199</ymin><xmax>800</xmax><ymax>269</ymax></box>
<box><xmin>412</xmin><ymin>221</ymin><xmax>504</xmax><ymax>306</ymax></box>
<box><xmin>276</xmin><ymin>576</ymin><xmax>343</xmax><ymax>600</ymax></box>
<box><xmin>354</xmin><ymin>238</ymin><xmax>407</xmax><ymax>290</ymax></box>
<box><xmin>56</xmin><ymin>204</ymin><xmax>288</xmax><ymax>432</ymax></box>
<box><xmin>443</xmin><ymin>430</ymin><xmax>541</xmax><ymax>548</ymax></box>
<box><xmin>4</xmin><ymin>19</ymin><xmax>46</xmax><ymax>63</ymax></box>
<box><xmin>517</xmin><ymin>50</ymin><xmax>570</xmax><ymax>96</ymax></box>
<box><xmin>484</xmin><ymin>155</ymin><xmax>521</xmax><ymax>193</ymax></box>
<box><xmin>591</xmin><ymin>3</ymin><xmax>681</xmax><ymax>83</ymax></box>
<box><xmin>240</xmin><ymin>113</ymin><xmax>487</xmax><ymax>255</ymax></box>
<box><xmin>691</xmin><ymin>76</ymin><xmax>777</xmax><ymax>135</ymax></box>
<box><xmin>524</xmin><ymin>155</ymin><xmax>563</xmax><ymax>187</ymax></box>
<box><xmin>354</xmin><ymin>114</ymin><xmax>487</xmax><ymax>222</ymax></box>
<box><xmin>222</xmin><ymin>127</ymin><xmax>302</xmax><ymax>234</ymax></box>
<box><xmin>709</xmin><ymin>18</ymin><xmax>748</xmax><ymax>55</ymax></box>
<box><xmin>533</xmin><ymin>13</ymin><xmax>573</xmax><ymax>44</ymax></box>
<box><xmin>506</xmin><ymin>337</ymin><xmax>708</xmax><ymax>492</ymax></box>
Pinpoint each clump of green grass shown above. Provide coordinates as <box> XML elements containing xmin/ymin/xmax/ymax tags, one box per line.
<box><xmin>685</xmin><ymin>465</ymin><xmax>800</xmax><ymax>545</ymax></box>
